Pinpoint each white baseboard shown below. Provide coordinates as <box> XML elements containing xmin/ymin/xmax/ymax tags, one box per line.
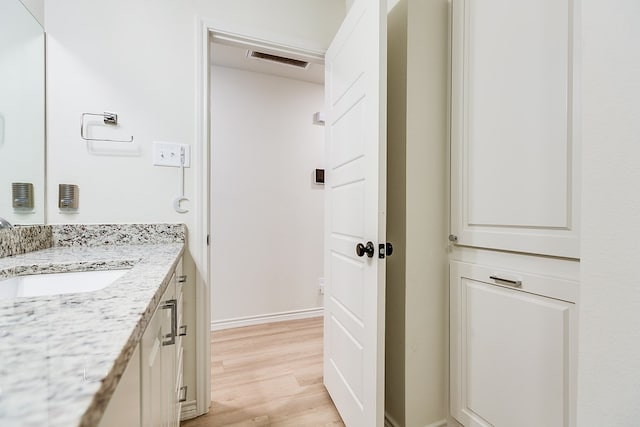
<box><xmin>425</xmin><ymin>420</ymin><xmax>448</xmax><ymax>427</ymax></box>
<box><xmin>180</xmin><ymin>400</ymin><xmax>199</xmax><ymax>421</ymax></box>
<box><xmin>210</xmin><ymin>307</ymin><xmax>324</xmax><ymax>331</ymax></box>
<box><xmin>384</xmin><ymin>413</ymin><xmax>447</xmax><ymax>427</ymax></box>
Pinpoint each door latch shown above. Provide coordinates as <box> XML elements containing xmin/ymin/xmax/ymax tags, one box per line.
<box><xmin>379</xmin><ymin>242</ymin><xmax>394</xmax><ymax>259</ymax></box>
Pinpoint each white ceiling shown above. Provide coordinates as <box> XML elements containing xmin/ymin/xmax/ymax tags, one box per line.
<box><xmin>210</xmin><ymin>41</ymin><xmax>325</xmax><ymax>85</ymax></box>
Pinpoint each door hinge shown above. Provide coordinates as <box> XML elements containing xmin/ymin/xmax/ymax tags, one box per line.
<box><xmin>206</xmin><ymin>234</ymin><xmax>210</xmax><ymax>246</ymax></box>
<box><xmin>379</xmin><ymin>242</ymin><xmax>394</xmax><ymax>259</ymax></box>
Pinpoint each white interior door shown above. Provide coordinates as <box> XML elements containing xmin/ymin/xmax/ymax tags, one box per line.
<box><xmin>323</xmin><ymin>0</ymin><xmax>386</xmax><ymax>426</ymax></box>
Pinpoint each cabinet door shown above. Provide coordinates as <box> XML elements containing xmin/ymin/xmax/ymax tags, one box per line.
<box><xmin>141</xmin><ymin>278</ymin><xmax>176</xmax><ymax>427</ymax></box>
<box><xmin>98</xmin><ymin>345</ymin><xmax>141</xmax><ymax>427</ymax></box>
<box><xmin>450</xmin><ymin>0</ymin><xmax>580</xmax><ymax>258</ymax></box>
<box><xmin>162</xmin><ymin>272</ymin><xmax>181</xmax><ymax>427</ymax></box>
<box><xmin>450</xmin><ymin>261</ymin><xmax>577</xmax><ymax>427</ymax></box>
<box><xmin>161</xmin><ymin>298</ymin><xmax>176</xmax><ymax>426</ymax></box>
<box><xmin>140</xmin><ymin>299</ymin><xmax>165</xmax><ymax>427</ymax></box>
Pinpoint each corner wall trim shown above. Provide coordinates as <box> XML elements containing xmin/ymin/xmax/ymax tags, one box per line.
<box><xmin>180</xmin><ymin>400</ymin><xmax>198</xmax><ymax>421</ymax></box>
<box><xmin>211</xmin><ymin>307</ymin><xmax>324</xmax><ymax>331</ymax></box>
<box><xmin>385</xmin><ymin>412</ymin><xmax>401</xmax><ymax>427</ymax></box>
<box><xmin>384</xmin><ymin>414</ymin><xmax>447</xmax><ymax>427</ymax></box>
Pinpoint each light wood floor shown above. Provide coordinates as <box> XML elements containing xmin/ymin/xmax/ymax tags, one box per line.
<box><xmin>181</xmin><ymin>317</ymin><xmax>344</xmax><ymax>427</ymax></box>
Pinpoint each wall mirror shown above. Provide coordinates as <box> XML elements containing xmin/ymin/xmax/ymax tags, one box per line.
<box><xmin>0</xmin><ymin>0</ymin><xmax>45</xmax><ymax>225</ymax></box>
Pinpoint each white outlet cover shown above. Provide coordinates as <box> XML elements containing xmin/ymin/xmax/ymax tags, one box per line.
<box><xmin>152</xmin><ymin>142</ymin><xmax>191</xmax><ymax>167</ymax></box>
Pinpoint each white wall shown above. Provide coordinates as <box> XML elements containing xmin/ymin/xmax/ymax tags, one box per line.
<box><xmin>210</xmin><ymin>66</ymin><xmax>325</xmax><ymax>323</ymax></box>
<box><xmin>45</xmin><ymin>0</ymin><xmax>343</xmax><ymax>226</ymax></box>
<box><xmin>403</xmin><ymin>1</ymin><xmax>448</xmax><ymax>424</ymax></box>
<box><xmin>386</xmin><ymin>0</ymin><xmax>449</xmax><ymax>425</ymax></box>
<box><xmin>578</xmin><ymin>1</ymin><xmax>640</xmax><ymax>425</ymax></box>
<box><xmin>385</xmin><ymin>1</ymin><xmax>408</xmax><ymax>422</ymax></box>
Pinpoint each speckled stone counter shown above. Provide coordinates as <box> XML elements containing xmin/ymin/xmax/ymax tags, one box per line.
<box><xmin>0</xmin><ymin>225</ymin><xmax>186</xmax><ymax>426</ymax></box>
<box><xmin>0</xmin><ymin>226</ymin><xmax>52</xmax><ymax>258</ymax></box>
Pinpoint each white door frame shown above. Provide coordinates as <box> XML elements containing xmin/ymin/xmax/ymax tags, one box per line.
<box><xmin>194</xmin><ymin>16</ymin><xmax>326</xmax><ymax>418</ymax></box>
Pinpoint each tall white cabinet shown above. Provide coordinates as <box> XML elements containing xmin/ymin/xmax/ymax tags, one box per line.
<box><xmin>449</xmin><ymin>1</ymin><xmax>580</xmax><ymax>426</ymax></box>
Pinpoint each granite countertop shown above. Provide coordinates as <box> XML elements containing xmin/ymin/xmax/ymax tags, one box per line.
<box><xmin>0</xmin><ymin>242</ymin><xmax>185</xmax><ymax>426</ymax></box>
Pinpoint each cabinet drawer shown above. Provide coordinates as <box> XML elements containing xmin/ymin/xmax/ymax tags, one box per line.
<box><xmin>460</xmin><ymin>262</ymin><xmax>578</xmax><ymax>304</ymax></box>
<box><xmin>450</xmin><ymin>261</ymin><xmax>577</xmax><ymax>427</ymax></box>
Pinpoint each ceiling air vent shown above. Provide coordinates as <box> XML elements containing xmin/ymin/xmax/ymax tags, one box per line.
<box><xmin>247</xmin><ymin>50</ymin><xmax>310</xmax><ymax>69</ymax></box>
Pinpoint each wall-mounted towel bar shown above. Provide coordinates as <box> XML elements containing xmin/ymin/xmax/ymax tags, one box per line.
<box><xmin>80</xmin><ymin>112</ymin><xmax>133</xmax><ymax>143</ymax></box>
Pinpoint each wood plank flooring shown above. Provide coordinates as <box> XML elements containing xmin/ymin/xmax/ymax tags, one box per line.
<box><xmin>181</xmin><ymin>317</ymin><xmax>344</xmax><ymax>427</ymax></box>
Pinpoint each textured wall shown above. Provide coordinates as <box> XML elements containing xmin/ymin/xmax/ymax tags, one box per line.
<box><xmin>578</xmin><ymin>1</ymin><xmax>640</xmax><ymax>425</ymax></box>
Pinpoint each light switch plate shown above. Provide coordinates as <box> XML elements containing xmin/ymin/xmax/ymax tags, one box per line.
<box><xmin>153</xmin><ymin>142</ymin><xmax>191</xmax><ymax>167</ymax></box>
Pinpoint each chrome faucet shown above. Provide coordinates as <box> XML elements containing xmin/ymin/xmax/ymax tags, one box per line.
<box><xmin>0</xmin><ymin>217</ymin><xmax>13</xmax><ymax>230</ymax></box>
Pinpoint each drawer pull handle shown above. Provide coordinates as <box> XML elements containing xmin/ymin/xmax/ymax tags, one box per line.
<box><xmin>161</xmin><ymin>299</ymin><xmax>177</xmax><ymax>346</ymax></box>
<box><xmin>489</xmin><ymin>275</ymin><xmax>522</xmax><ymax>288</ymax></box>
<box><xmin>179</xmin><ymin>385</ymin><xmax>188</xmax><ymax>403</ymax></box>
<box><xmin>178</xmin><ymin>275</ymin><xmax>187</xmax><ymax>284</ymax></box>
<box><xmin>179</xmin><ymin>325</ymin><xmax>188</xmax><ymax>336</ymax></box>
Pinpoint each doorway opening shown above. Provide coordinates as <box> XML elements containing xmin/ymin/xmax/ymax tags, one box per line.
<box><xmin>208</xmin><ymin>35</ymin><xmax>325</xmax><ymax>331</ymax></box>
<box><xmin>202</xmin><ymin>33</ymin><xmax>340</xmax><ymax>424</ymax></box>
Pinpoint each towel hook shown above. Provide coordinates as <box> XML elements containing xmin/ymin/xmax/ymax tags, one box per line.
<box><xmin>80</xmin><ymin>112</ymin><xmax>134</xmax><ymax>143</ymax></box>
<box><xmin>173</xmin><ymin>146</ymin><xmax>189</xmax><ymax>213</ymax></box>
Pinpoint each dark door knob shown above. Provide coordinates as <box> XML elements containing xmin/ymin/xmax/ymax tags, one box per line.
<box><xmin>356</xmin><ymin>241</ymin><xmax>375</xmax><ymax>258</ymax></box>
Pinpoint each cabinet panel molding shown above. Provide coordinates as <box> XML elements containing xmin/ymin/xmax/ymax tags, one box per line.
<box><xmin>450</xmin><ymin>0</ymin><xmax>581</xmax><ymax>258</ymax></box>
<box><xmin>450</xmin><ymin>261</ymin><xmax>578</xmax><ymax>427</ymax></box>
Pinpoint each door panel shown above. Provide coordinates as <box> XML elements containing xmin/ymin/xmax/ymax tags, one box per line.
<box><xmin>467</xmin><ymin>0</ymin><xmax>570</xmax><ymax>228</ymax></box>
<box><xmin>329</xmin><ymin>315</ymin><xmax>365</xmax><ymax>403</ymax></box>
<box><xmin>324</xmin><ymin>0</ymin><xmax>386</xmax><ymax>425</ymax></box>
<box><xmin>331</xmin><ymin>96</ymin><xmax>366</xmax><ymax>167</ymax></box>
<box><xmin>329</xmin><ymin>13</ymin><xmax>367</xmax><ymax>104</ymax></box>
<box><xmin>332</xmin><ymin>182</ymin><xmax>365</xmax><ymax>237</ymax></box>
<box><xmin>330</xmin><ymin>252</ymin><xmax>364</xmax><ymax>321</ymax></box>
<box><xmin>450</xmin><ymin>0</ymin><xmax>580</xmax><ymax>257</ymax></box>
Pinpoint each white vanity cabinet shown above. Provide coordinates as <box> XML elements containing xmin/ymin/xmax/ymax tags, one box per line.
<box><xmin>450</xmin><ymin>0</ymin><xmax>580</xmax><ymax>259</ymax></box>
<box><xmin>100</xmin><ymin>259</ymin><xmax>186</xmax><ymax>427</ymax></box>
<box><xmin>141</xmin><ymin>259</ymin><xmax>186</xmax><ymax>427</ymax></box>
<box><xmin>450</xmin><ymin>261</ymin><xmax>578</xmax><ymax>427</ymax></box>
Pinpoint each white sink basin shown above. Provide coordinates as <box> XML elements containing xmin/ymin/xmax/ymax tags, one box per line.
<box><xmin>0</xmin><ymin>269</ymin><xmax>130</xmax><ymax>298</ymax></box>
